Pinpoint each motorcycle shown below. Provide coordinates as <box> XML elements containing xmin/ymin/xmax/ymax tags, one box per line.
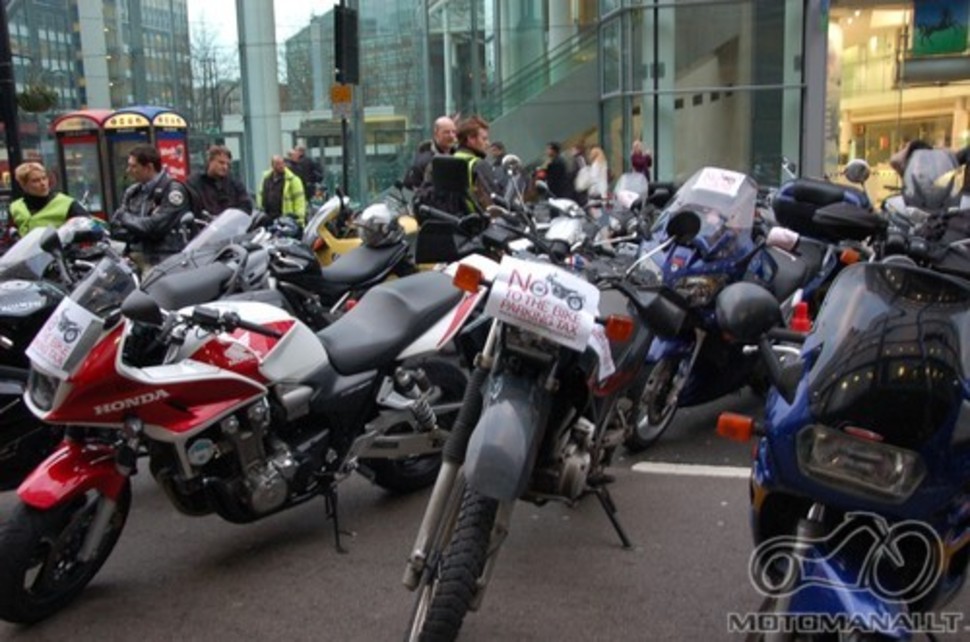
<box><xmin>302</xmin><ymin>187</ymin><xmax>419</xmax><ymax>266</ymax></box>
<box><xmin>715</xmin><ymin>233</ymin><xmax>970</xmax><ymax>640</ymax></box>
<box><xmin>402</xmin><ymin>241</ymin><xmax>660</xmax><ymax>640</ymax></box>
<box><xmin>0</xmin><ymin>252</ymin><xmax>493</xmax><ymax>623</ymax></box>
<box><xmin>143</xmin><ymin>207</ymin><xmax>416</xmax><ymax>329</ymax></box>
<box><xmin>0</xmin><ymin>220</ymin><xmax>113</xmax><ymax>490</ymax></box>
<box><xmin>623</xmin><ymin>166</ymin><xmax>799</xmax><ymax>451</ymax></box>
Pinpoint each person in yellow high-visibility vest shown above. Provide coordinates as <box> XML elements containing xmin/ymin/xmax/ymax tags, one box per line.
<box><xmin>9</xmin><ymin>162</ymin><xmax>90</xmax><ymax>236</ymax></box>
<box><xmin>453</xmin><ymin>115</ymin><xmax>499</xmax><ymax>216</ymax></box>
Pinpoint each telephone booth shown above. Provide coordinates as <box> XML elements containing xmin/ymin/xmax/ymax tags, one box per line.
<box><xmin>104</xmin><ymin>106</ymin><xmax>190</xmax><ymax>211</ymax></box>
<box><xmin>52</xmin><ymin>109</ymin><xmax>113</xmax><ymax>219</ymax></box>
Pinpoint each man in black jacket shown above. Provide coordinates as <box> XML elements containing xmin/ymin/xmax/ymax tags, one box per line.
<box><xmin>285</xmin><ymin>145</ymin><xmax>323</xmax><ymax>201</ymax></box>
<box><xmin>186</xmin><ymin>145</ymin><xmax>253</xmax><ymax>217</ymax></box>
<box><xmin>111</xmin><ymin>144</ymin><xmax>192</xmax><ymax>268</ymax></box>
<box><xmin>402</xmin><ymin>115</ymin><xmax>457</xmax><ymax>189</ymax></box>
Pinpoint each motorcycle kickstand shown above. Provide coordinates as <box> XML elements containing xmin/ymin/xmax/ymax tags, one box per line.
<box><xmin>323</xmin><ymin>485</ymin><xmax>355</xmax><ymax>554</ymax></box>
<box><xmin>590</xmin><ymin>483</ymin><xmax>633</xmax><ymax>549</ymax></box>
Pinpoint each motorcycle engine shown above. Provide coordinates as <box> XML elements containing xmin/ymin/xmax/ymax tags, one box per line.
<box><xmin>221</xmin><ymin>399</ymin><xmax>296</xmax><ymax>515</ymax></box>
<box><xmin>552</xmin><ymin>417</ymin><xmax>596</xmax><ymax>500</ymax></box>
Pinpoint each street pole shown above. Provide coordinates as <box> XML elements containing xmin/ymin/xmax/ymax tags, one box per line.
<box><xmin>0</xmin><ymin>1</ymin><xmax>23</xmax><ymax>198</ymax></box>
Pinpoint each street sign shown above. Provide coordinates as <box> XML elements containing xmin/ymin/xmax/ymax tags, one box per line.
<box><xmin>331</xmin><ymin>84</ymin><xmax>352</xmax><ymax>120</ymax></box>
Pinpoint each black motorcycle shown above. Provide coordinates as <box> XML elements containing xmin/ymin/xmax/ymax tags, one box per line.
<box><xmin>0</xmin><ymin>221</ymin><xmax>108</xmax><ymax>490</ymax></box>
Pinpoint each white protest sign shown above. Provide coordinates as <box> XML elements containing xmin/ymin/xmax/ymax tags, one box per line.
<box><xmin>694</xmin><ymin>167</ymin><xmax>746</xmax><ymax>198</ymax></box>
<box><xmin>26</xmin><ymin>297</ymin><xmax>101</xmax><ymax>377</ymax></box>
<box><xmin>484</xmin><ymin>256</ymin><xmax>599</xmax><ymax>353</ymax></box>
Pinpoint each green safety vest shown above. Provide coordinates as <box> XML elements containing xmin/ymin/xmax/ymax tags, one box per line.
<box><xmin>453</xmin><ymin>149</ymin><xmax>481</xmax><ymax>214</ymax></box>
<box><xmin>9</xmin><ymin>193</ymin><xmax>73</xmax><ymax>235</ymax></box>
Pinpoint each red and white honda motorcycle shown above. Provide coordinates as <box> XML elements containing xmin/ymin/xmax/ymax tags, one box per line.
<box><xmin>0</xmin><ymin>253</ymin><xmax>497</xmax><ymax>623</ymax></box>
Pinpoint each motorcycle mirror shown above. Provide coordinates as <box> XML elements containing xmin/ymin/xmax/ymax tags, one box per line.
<box><xmin>843</xmin><ymin>159</ymin><xmax>871</xmax><ymax>185</ymax></box>
<box><xmin>715</xmin><ymin>282</ymin><xmax>781</xmax><ymax>344</ymax></box>
<box><xmin>39</xmin><ymin>227</ymin><xmax>62</xmax><ymax>254</ymax></box>
<box><xmin>249</xmin><ymin>210</ymin><xmax>272</xmax><ymax>231</ymax></box>
<box><xmin>534</xmin><ymin>180</ymin><xmax>551</xmax><ymax>196</ymax></box>
<box><xmin>665</xmin><ymin>209</ymin><xmax>702</xmax><ymax>245</ymax></box>
<box><xmin>121</xmin><ymin>290</ymin><xmax>165</xmax><ymax>326</ymax></box>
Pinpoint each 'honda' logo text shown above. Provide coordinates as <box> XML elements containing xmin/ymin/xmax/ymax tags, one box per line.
<box><xmin>93</xmin><ymin>390</ymin><xmax>170</xmax><ymax>416</ymax></box>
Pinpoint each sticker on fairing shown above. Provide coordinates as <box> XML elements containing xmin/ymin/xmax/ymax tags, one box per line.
<box><xmin>484</xmin><ymin>256</ymin><xmax>599</xmax><ymax>353</ymax></box>
<box><xmin>694</xmin><ymin>167</ymin><xmax>746</xmax><ymax>198</ymax></box>
<box><xmin>26</xmin><ymin>296</ymin><xmax>102</xmax><ymax>377</ymax></box>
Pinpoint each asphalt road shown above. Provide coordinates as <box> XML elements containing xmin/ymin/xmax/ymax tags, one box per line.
<box><xmin>0</xmin><ymin>392</ymin><xmax>967</xmax><ymax>641</ymax></box>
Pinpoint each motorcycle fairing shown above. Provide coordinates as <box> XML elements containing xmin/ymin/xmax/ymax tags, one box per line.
<box><xmin>464</xmin><ymin>372</ymin><xmax>552</xmax><ymax>501</ymax></box>
<box><xmin>786</xmin><ymin>559</ymin><xmax>908</xmax><ymax>639</ymax></box>
<box><xmin>18</xmin><ymin>440</ymin><xmax>128</xmax><ymax>509</ymax></box>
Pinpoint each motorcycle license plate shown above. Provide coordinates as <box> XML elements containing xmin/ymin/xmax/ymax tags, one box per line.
<box><xmin>26</xmin><ymin>297</ymin><xmax>102</xmax><ymax>377</ymax></box>
<box><xmin>483</xmin><ymin>256</ymin><xmax>599</xmax><ymax>353</ymax></box>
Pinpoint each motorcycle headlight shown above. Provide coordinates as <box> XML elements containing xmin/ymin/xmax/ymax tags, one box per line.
<box><xmin>28</xmin><ymin>368</ymin><xmax>60</xmax><ymax>412</ymax></box>
<box><xmin>673</xmin><ymin>275</ymin><xmax>727</xmax><ymax>307</ymax></box>
<box><xmin>796</xmin><ymin>425</ymin><xmax>925</xmax><ymax>502</ymax></box>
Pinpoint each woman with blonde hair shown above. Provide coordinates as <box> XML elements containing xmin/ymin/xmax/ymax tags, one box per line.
<box><xmin>9</xmin><ymin>162</ymin><xmax>89</xmax><ymax>235</ymax></box>
<box><xmin>584</xmin><ymin>146</ymin><xmax>609</xmax><ymax>198</ymax></box>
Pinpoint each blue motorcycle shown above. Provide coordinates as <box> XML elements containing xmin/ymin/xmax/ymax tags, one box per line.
<box><xmin>624</xmin><ymin>167</ymin><xmax>782</xmax><ymax>451</ymax></box>
<box><xmin>715</xmin><ymin>236</ymin><xmax>970</xmax><ymax>640</ymax></box>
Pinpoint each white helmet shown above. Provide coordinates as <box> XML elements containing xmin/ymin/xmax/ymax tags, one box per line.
<box><xmin>356</xmin><ymin>202</ymin><xmax>403</xmax><ymax>248</ymax></box>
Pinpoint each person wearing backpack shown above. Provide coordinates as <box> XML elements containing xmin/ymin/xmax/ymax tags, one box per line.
<box><xmin>185</xmin><ymin>145</ymin><xmax>252</xmax><ymax>219</ymax></box>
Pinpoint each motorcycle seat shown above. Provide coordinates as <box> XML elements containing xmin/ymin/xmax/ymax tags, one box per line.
<box><xmin>319</xmin><ymin>243</ymin><xmax>407</xmax><ymax>286</ymax></box>
<box><xmin>317</xmin><ymin>271</ymin><xmax>463</xmax><ymax>375</ymax></box>
<box><xmin>763</xmin><ymin>243</ymin><xmax>825</xmax><ymax>302</ymax></box>
<box><xmin>142</xmin><ymin>262</ymin><xmax>235</xmax><ymax>311</ymax></box>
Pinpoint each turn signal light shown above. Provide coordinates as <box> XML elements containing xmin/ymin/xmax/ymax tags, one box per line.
<box><xmin>453</xmin><ymin>264</ymin><xmax>483</xmax><ymax>293</ymax></box>
<box><xmin>790</xmin><ymin>301</ymin><xmax>812</xmax><ymax>333</ymax></box>
<box><xmin>344</xmin><ymin>298</ymin><xmax>358</xmax><ymax>311</ymax></box>
<box><xmin>839</xmin><ymin>248</ymin><xmax>861</xmax><ymax>265</ymax></box>
<box><xmin>604</xmin><ymin>315</ymin><xmax>634</xmax><ymax>342</ymax></box>
<box><xmin>312</xmin><ymin>237</ymin><xmax>326</xmax><ymax>251</ymax></box>
<box><xmin>717</xmin><ymin>412</ymin><xmax>756</xmax><ymax>442</ymax></box>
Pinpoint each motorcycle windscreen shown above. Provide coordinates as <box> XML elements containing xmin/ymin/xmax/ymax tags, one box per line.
<box><xmin>26</xmin><ymin>258</ymin><xmax>136</xmax><ymax>377</ymax></box>
<box><xmin>804</xmin><ymin>262</ymin><xmax>970</xmax><ymax>449</ymax></box>
<box><xmin>903</xmin><ymin>149</ymin><xmax>962</xmax><ymax>211</ymax></box>
<box><xmin>0</xmin><ymin>228</ymin><xmax>56</xmax><ymax>280</ymax></box>
<box><xmin>653</xmin><ymin>167</ymin><xmax>758</xmax><ymax>261</ymax></box>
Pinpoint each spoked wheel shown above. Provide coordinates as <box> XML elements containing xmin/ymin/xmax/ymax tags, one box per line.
<box><xmin>624</xmin><ymin>357</ymin><xmax>685</xmax><ymax>452</ymax></box>
<box><xmin>366</xmin><ymin>359</ymin><xmax>468</xmax><ymax>494</ymax></box>
<box><xmin>0</xmin><ymin>484</ymin><xmax>131</xmax><ymax>624</ymax></box>
<box><xmin>406</xmin><ymin>486</ymin><xmax>499</xmax><ymax>642</ymax></box>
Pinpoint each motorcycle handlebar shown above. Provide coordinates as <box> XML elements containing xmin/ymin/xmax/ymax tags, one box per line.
<box><xmin>419</xmin><ymin>205</ymin><xmax>463</xmax><ymax>225</ymax></box>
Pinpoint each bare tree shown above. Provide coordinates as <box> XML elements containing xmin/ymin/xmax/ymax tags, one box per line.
<box><xmin>189</xmin><ymin>19</ymin><xmax>240</xmax><ymax>136</ymax></box>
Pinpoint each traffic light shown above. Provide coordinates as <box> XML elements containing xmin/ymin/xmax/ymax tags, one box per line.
<box><xmin>334</xmin><ymin>6</ymin><xmax>359</xmax><ymax>85</ymax></box>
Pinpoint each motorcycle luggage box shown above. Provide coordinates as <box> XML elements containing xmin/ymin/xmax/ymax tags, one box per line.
<box><xmin>772</xmin><ymin>178</ymin><xmax>870</xmax><ymax>241</ymax></box>
<box><xmin>812</xmin><ymin>202</ymin><xmax>887</xmax><ymax>242</ymax></box>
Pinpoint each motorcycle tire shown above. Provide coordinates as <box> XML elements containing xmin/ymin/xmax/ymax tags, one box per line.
<box><xmin>0</xmin><ymin>483</ymin><xmax>131</xmax><ymax>624</ymax></box>
<box><xmin>406</xmin><ymin>487</ymin><xmax>499</xmax><ymax>642</ymax></box>
<box><xmin>624</xmin><ymin>357</ymin><xmax>682</xmax><ymax>453</ymax></box>
<box><xmin>366</xmin><ymin>358</ymin><xmax>467</xmax><ymax>494</ymax></box>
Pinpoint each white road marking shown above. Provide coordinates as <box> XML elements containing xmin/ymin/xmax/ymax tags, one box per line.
<box><xmin>631</xmin><ymin>461</ymin><xmax>751</xmax><ymax>479</ymax></box>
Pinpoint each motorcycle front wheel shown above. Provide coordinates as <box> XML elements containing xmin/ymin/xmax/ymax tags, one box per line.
<box><xmin>366</xmin><ymin>358</ymin><xmax>468</xmax><ymax>494</ymax></box>
<box><xmin>0</xmin><ymin>483</ymin><xmax>131</xmax><ymax>623</ymax></box>
<box><xmin>624</xmin><ymin>357</ymin><xmax>684</xmax><ymax>452</ymax></box>
<box><xmin>406</xmin><ymin>487</ymin><xmax>499</xmax><ymax>642</ymax></box>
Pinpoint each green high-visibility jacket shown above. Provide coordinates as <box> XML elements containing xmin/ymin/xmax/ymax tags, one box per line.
<box><xmin>10</xmin><ymin>193</ymin><xmax>74</xmax><ymax>235</ymax></box>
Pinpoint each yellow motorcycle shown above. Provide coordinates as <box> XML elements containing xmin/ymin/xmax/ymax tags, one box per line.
<box><xmin>303</xmin><ymin>193</ymin><xmax>419</xmax><ymax>266</ymax></box>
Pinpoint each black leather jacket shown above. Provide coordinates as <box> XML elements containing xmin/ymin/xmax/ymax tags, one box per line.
<box><xmin>112</xmin><ymin>170</ymin><xmax>191</xmax><ymax>256</ymax></box>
